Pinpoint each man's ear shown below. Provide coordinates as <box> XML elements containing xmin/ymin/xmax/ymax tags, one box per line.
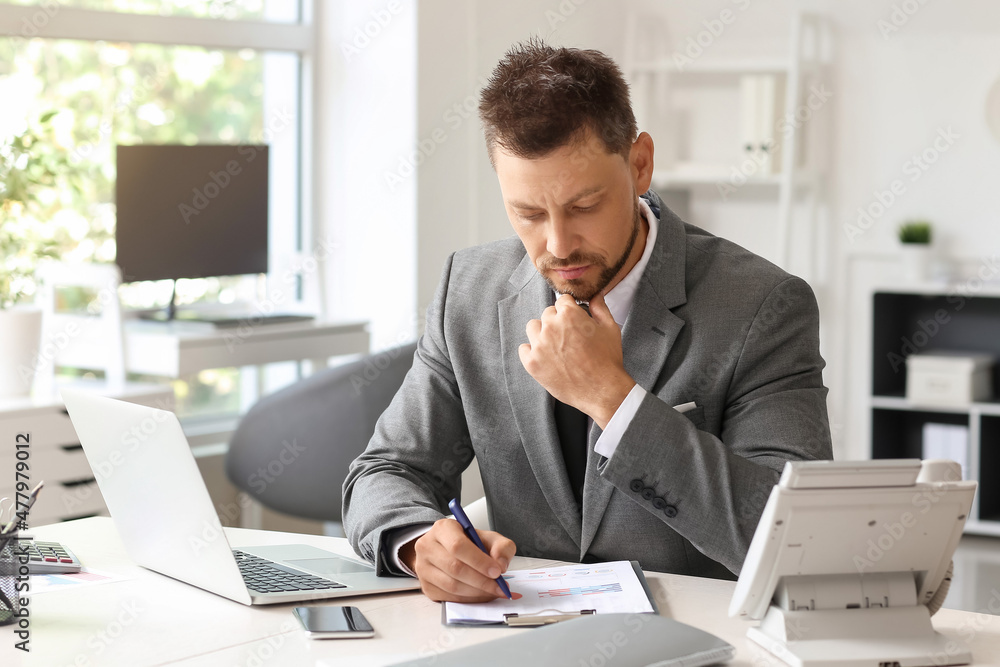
<box><xmin>630</xmin><ymin>132</ymin><xmax>654</xmax><ymax>195</ymax></box>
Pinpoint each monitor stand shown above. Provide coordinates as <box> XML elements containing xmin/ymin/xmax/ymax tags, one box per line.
<box><xmin>138</xmin><ymin>280</ymin><xmax>314</xmax><ymax>327</ymax></box>
<box><xmin>139</xmin><ymin>280</ymin><xmax>182</xmax><ymax>322</ymax></box>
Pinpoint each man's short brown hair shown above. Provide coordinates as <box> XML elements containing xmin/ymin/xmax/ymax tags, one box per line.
<box><xmin>478</xmin><ymin>38</ymin><xmax>638</xmax><ymax>167</ymax></box>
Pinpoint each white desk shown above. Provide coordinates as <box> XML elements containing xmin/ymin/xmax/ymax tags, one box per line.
<box><xmin>121</xmin><ymin>319</ymin><xmax>370</xmax><ymax>377</ymax></box>
<box><xmin>11</xmin><ymin>518</ymin><xmax>1000</xmax><ymax>666</ymax></box>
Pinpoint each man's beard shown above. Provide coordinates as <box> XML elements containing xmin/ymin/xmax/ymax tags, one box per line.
<box><xmin>540</xmin><ymin>196</ymin><xmax>642</xmax><ymax>302</ymax></box>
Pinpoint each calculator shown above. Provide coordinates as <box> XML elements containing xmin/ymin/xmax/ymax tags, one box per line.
<box><xmin>24</xmin><ymin>540</ymin><xmax>83</xmax><ymax>575</ymax></box>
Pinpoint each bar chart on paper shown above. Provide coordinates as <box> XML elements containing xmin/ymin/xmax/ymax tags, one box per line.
<box><xmin>444</xmin><ymin>560</ymin><xmax>655</xmax><ymax>624</ymax></box>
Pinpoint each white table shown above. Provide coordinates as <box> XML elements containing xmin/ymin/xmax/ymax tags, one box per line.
<box><xmin>121</xmin><ymin>318</ymin><xmax>370</xmax><ymax>377</ymax></box>
<box><xmin>121</xmin><ymin>318</ymin><xmax>369</xmax><ymax>531</ymax></box>
<box><xmin>8</xmin><ymin>518</ymin><xmax>1000</xmax><ymax>666</ymax></box>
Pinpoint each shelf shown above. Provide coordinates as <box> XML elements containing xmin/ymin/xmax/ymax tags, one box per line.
<box><xmin>871</xmin><ymin>290</ymin><xmax>1000</xmax><ymax>535</ymax></box>
<box><xmin>874</xmin><ymin>282</ymin><xmax>1000</xmax><ymax>298</ymax></box>
<box><xmin>963</xmin><ymin>520</ymin><xmax>1000</xmax><ymax>538</ymax></box>
<box><xmin>625</xmin><ymin>12</ymin><xmax>833</xmax><ymax>273</ymax></box>
<box><xmin>120</xmin><ymin>319</ymin><xmax>369</xmax><ymax>377</ymax></box>
<box><xmin>631</xmin><ymin>57</ymin><xmax>790</xmax><ymax>75</ymax></box>
<box><xmin>871</xmin><ymin>394</ymin><xmax>1000</xmax><ymax>416</ymax></box>
<box><xmin>650</xmin><ymin>168</ymin><xmax>827</xmax><ymax>192</ymax></box>
<box><xmin>871</xmin><ymin>292</ymin><xmax>1000</xmax><ymax>398</ymax></box>
<box><xmin>980</xmin><ymin>416</ymin><xmax>1000</xmax><ymax>525</ymax></box>
<box><xmin>651</xmin><ymin>168</ymin><xmax>783</xmax><ymax>188</ymax></box>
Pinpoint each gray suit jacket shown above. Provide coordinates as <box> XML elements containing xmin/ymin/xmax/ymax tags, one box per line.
<box><xmin>343</xmin><ymin>191</ymin><xmax>832</xmax><ymax>579</ymax></box>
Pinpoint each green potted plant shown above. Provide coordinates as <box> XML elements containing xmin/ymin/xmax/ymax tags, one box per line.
<box><xmin>0</xmin><ymin>111</ymin><xmax>75</xmax><ymax>396</ymax></box>
<box><xmin>898</xmin><ymin>219</ymin><xmax>933</xmax><ymax>282</ymax></box>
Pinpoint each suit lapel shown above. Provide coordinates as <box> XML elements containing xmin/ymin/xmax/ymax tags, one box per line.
<box><xmin>499</xmin><ymin>253</ymin><xmax>583</xmax><ymax>549</ymax></box>
<box><xmin>579</xmin><ymin>198</ymin><xmax>689</xmax><ymax>557</ymax></box>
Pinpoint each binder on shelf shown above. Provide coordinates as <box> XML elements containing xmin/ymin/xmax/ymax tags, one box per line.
<box><xmin>922</xmin><ymin>423</ymin><xmax>969</xmax><ymax>480</ymax></box>
<box><xmin>739</xmin><ymin>73</ymin><xmax>785</xmax><ymax>175</ymax></box>
<box><xmin>757</xmin><ymin>74</ymin><xmax>780</xmax><ymax>174</ymax></box>
<box><xmin>740</xmin><ymin>74</ymin><xmax>760</xmax><ymax>156</ymax></box>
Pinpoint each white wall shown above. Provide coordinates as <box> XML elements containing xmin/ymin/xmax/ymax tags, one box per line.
<box><xmin>407</xmin><ymin>0</ymin><xmax>1000</xmax><ymax>463</ymax></box>
<box><xmin>414</xmin><ymin>0</ymin><xmax>634</xmax><ymax>316</ymax></box>
<box><xmin>414</xmin><ymin>1</ymin><xmax>479</xmax><ymax>321</ymax></box>
<box><xmin>828</xmin><ymin>2</ymin><xmax>1000</xmax><ymax>459</ymax></box>
<box><xmin>318</xmin><ymin>1</ymin><xmax>418</xmax><ymax>351</ymax></box>
<box><xmin>316</xmin><ymin>2</ymin><xmax>1000</xmax><ymax>461</ymax></box>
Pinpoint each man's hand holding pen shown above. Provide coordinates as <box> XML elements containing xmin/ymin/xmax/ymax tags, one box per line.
<box><xmin>400</xmin><ymin>518</ymin><xmax>516</xmax><ymax>603</ymax></box>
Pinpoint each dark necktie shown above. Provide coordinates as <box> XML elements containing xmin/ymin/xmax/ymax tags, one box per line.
<box><xmin>554</xmin><ymin>399</ymin><xmax>589</xmax><ymax>506</ymax></box>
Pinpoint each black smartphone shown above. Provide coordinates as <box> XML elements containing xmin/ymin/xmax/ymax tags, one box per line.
<box><xmin>293</xmin><ymin>605</ymin><xmax>375</xmax><ymax>639</ymax></box>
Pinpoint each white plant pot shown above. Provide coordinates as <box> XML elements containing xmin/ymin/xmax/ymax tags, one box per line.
<box><xmin>0</xmin><ymin>307</ymin><xmax>44</xmax><ymax>397</ymax></box>
<box><xmin>900</xmin><ymin>243</ymin><xmax>932</xmax><ymax>282</ymax></box>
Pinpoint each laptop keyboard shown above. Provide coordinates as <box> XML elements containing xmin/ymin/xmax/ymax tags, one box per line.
<box><xmin>233</xmin><ymin>550</ymin><xmax>346</xmax><ymax>594</ymax></box>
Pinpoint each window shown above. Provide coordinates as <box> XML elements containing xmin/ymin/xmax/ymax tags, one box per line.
<box><xmin>4</xmin><ymin>0</ymin><xmax>298</xmax><ymax>22</ymax></box>
<box><xmin>0</xmin><ymin>1</ymin><xmax>316</xmax><ymax>418</ymax></box>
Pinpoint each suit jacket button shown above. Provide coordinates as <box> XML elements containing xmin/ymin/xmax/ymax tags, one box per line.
<box><xmin>640</xmin><ymin>487</ymin><xmax>655</xmax><ymax>501</ymax></box>
<box><xmin>652</xmin><ymin>497</ymin><xmax>667</xmax><ymax>510</ymax></box>
<box><xmin>629</xmin><ymin>479</ymin><xmax>644</xmax><ymax>493</ymax></box>
<box><xmin>663</xmin><ymin>505</ymin><xmax>678</xmax><ymax>518</ymax></box>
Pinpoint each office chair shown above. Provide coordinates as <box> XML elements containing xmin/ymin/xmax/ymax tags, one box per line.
<box><xmin>225</xmin><ymin>342</ymin><xmax>418</xmax><ymax>525</ymax></box>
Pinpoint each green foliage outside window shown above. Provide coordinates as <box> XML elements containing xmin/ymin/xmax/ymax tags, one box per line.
<box><xmin>1</xmin><ymin>35</ymin><xmax>269</xmax><ymax>416</ymax></box>
<box><xmin>0</xmin><ymin>37</ymin><xmax>266</xmax><ymax>312</ymax></box>
<box><xmin>0</xmin><ymin>111</ymin><xmax>82</xmax><ymax>308</ymax></box>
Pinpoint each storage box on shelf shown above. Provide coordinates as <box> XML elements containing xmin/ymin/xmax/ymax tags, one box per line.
<box><xmin>870</xmin><ymin>288</ymin><xmax>1000</xmax><ymax>535</ymax></box>
<box><xmin>0</xmin><ymin>381</ymin><xmax>173</xmax><ymax>526</ymax></box>
<box><xmin>906</xmin><ymin>352</ymin><xmax>995</xmax><ymax>406</ymax></box>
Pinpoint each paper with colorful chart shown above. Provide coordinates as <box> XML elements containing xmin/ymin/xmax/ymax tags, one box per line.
<box><xmin>443</xmin><ymin>560</ymin><xmax>655</xmax><ymax>624</ymax></box>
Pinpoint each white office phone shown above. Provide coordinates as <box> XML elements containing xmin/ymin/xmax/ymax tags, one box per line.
<box><xmin>730</xmin><ymin>459</ymin><xmax>976</xmax><ymax>667</ymax></box>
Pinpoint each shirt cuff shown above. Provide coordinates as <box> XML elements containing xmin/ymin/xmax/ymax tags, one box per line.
<box><xmin>386</xmin><ymin>523</ymin><xmax>435</xmax><ymax>577</ymax></box>
<box><xmin>594</xmin><ymin>383</ymin><xmax>646</xmax><ymax>459</ymax></box>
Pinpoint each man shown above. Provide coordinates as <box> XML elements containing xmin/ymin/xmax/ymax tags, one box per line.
<box><xmin>343</xmin><ymin>40</ymin><xmax>832</xmax><ymax>603</ymax></box>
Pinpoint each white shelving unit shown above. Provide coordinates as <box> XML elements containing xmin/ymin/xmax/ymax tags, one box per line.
<box><xmin>623</xmin><ymin>12</ymin><xmax>833</xmax><ymax>274</ymax></box>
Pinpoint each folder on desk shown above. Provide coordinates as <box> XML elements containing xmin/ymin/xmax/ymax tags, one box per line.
<box><xmin>393</xmin><ymin>613</ymin><xmax>735</xmax><ymax>667</ymax></box>
<box><xmin>443</xmin><ymin>560</ymin><xmax>657</xmax><ymax>627</ymax></box>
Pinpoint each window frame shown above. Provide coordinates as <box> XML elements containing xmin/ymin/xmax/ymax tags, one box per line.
<box><xmin>0</xmin><ymin>3</ymin><xmax>314</xmax><ymax>52</ymax></box>
<box><xmin>0</xmin><ymin>0</ymin><xmax>321</xmax><ymax>311</ymax></box>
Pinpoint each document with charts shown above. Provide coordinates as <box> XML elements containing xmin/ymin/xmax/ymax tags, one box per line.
<box><xmin>443</xmin><ymin>560</ymin><xmax>656</xmax><ymax>625</ymax></box>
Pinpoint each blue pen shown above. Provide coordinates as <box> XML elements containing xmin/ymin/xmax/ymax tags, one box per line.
<box><xmin>448</xmin><ymin>498</ymin><xmax>513</xmax><ymax>600</ymax></box>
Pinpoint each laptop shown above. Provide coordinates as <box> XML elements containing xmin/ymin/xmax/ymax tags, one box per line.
<box><xmin>60</xmin><ymin>389</ymin><xmax>420</xmax><ymax>605</ymax></box>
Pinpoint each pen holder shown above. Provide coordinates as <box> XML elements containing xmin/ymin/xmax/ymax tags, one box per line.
<box><xmin>0</xmin><ymin>533</ymin><xmax>23</xmax><ymax>626</ymax></box>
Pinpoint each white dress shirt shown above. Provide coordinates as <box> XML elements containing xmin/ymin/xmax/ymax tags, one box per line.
<box><xmin>590</xmin><ymin>197</ymin><xmax>657</xmax><ymax>459</ymax></box>
<box><xmin>388</xmin><ymin>197</ymin><xmax>659</xmax><ymax>575</ymax></box>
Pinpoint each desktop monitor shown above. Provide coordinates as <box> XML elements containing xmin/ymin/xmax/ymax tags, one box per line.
<box><xmin>114</xmin><ymin>144</ymin><xmax>269</xmax><ymax>284</ymax></box>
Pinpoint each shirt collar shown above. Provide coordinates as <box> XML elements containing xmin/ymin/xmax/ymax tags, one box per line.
<box><xmin>603</xmin><ymin>197</ymin><xmax>658</xmax><ymax>327</ymax></box>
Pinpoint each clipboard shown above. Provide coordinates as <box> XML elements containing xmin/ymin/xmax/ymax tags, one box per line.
<box><xmin>443</xmin><ymin>560</ymin><xmax>659</xmax><ymax>627</ymax></box>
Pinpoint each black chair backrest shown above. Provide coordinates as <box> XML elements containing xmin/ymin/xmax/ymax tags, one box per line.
<box><xmin>225</xmin><ymin>342</ymin><xmax>417</xmax><ymax>522</ymax></box>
